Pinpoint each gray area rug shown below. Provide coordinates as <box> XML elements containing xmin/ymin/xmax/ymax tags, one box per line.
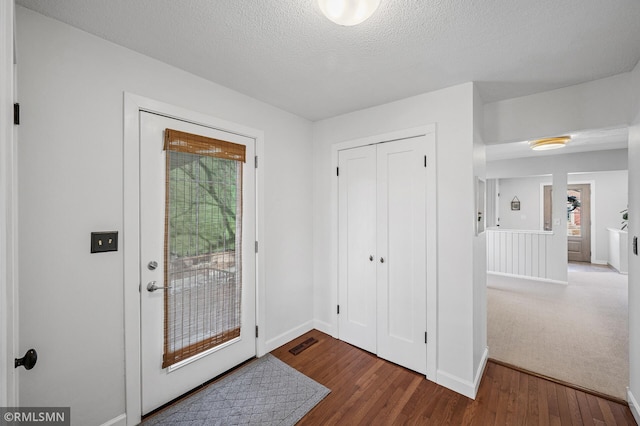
<box><xmin>143</xmin><ymin>354</ymin><xmax>330</xmax><ymax>425</ymax></box>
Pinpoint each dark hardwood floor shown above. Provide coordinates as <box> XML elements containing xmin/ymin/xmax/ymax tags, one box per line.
<box><xmin>271</xmin><ymin>330</ymin><xmax>637</xmax><ymax>425</ymax></box>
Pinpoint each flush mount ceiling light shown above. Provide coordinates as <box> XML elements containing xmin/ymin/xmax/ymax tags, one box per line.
<box><xmin>318</xmin><ymin>0</ymin><xmax>381</xmax><ymax>26</ymax></box>
<box><xmin>529</xmin><ymin>136</ymin><xmax>571</xmax><ymax>151</ymax></box>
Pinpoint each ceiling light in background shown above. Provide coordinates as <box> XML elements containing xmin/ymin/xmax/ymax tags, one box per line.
<box><xmin>318</xmin><ymin>0</ymin><xmax>381</xmax><ymax>26</ymax></box>
<box><xmin>529</xmin><ymin>136</ymin><xmax>571</xmax><ymax>151</ymax></box>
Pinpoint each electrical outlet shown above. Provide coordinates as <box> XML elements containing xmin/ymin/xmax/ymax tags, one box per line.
<box><xmin>91</xmin><ymin>231</ymin><xmax>118</xmax><ymax>253</ymax></box>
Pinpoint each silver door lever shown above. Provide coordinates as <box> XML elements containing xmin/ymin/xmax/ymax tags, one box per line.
<box><xmin>147</xmin><ymin>281</ymin><xmax>169</xmax><ymax>292</ymax></box>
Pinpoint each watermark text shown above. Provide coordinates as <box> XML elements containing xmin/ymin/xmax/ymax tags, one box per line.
<box><xmin>1</xmin><ymin>408</ymin><xmax>69</xmax><ymax>426</ymax></box>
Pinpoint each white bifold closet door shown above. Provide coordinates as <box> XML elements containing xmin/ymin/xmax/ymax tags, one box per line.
<box><xmin>338</xmin><ymin>145</ymin><xmax>377</xmax><ymax>353</ymax></box>
<box><xmin>338</xmin><ymin>136</ymin><xmax>427</xmax><ymax>375</ymax></box>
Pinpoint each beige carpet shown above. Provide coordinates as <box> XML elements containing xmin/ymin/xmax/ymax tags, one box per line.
<box><xmin>488</xmin><ymin>267</ymin><xmax>629</xmax><ymax>399</ymax></box>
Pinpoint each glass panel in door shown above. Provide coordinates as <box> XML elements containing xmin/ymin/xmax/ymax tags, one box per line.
<box><xmin>567</xmin><ymin>189</ymin><xmax>581</xmax><ymax>237</ymax></box>
<box><xmin>164</xmin><ymin>152</ymin><xmax>243</xmax><ymax>368</ymax></box>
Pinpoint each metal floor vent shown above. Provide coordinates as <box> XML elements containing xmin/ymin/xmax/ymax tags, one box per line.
<box><xmin>288</xmin><ymin>337</ymin><xmax>318</xmax><ymax>356</ymax></box>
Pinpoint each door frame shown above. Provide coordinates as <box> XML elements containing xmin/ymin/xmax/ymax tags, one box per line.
<box><xmin>330</xmin><ymin>125</ymin><xmax>437</xmax><ymax>381</ymax></box>
<box><xmin>1</xmin><ymin>0</ymin><xmax>17</xmax><ymax>408</ymax></box>
<box><xmin>123</xmin><ymin>93</ymin><xmax>265</xmax><ymax>426</ymax></box>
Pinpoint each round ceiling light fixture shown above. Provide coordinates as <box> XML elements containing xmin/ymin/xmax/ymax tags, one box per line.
<box><xmin>318</xmin><ymin>0</ymin><xmax>381</xmax><ymax>26</ymax></box>
<box><xmin>529</xmin><ymin>136</ymin><xmax>571</xmax><ymax>151</ymax></box>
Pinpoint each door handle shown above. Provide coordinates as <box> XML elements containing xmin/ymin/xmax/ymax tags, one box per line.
<box><xmin>380</xmin><ymin>257</ymin><xmax>385</xmax><ymax>263</ymax></box>
<box><xmin>369</xmin><ymin>255</ymin><xmax>374</xmax><ymax>261</ymax></box>
<box><xmin>146</xmin><ymin>281</ymin><xmax>169</xmax><ymax>292</ymax></box>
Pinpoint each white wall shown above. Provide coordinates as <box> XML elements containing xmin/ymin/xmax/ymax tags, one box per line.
<box><xmin>16</xmin><ymin>7</ymin><xmax>313</xmax><ymax>425</ymax></box>
<box><xmin>472</xmin><ymin>85</ymin><xmax>488</xmax><ymax>380</ymax></box>
<box><xmin>487</xmin><ymin>149</ymin><xmax>628</xmax><ymax>179</ymax></box>
<box><xmin>549</xmin><ymin>169</ymin><xmax>568</xmax><ymax>281</ymax></box>
<box><xmin>484</xmin><ymin>74</ymin><xmax>631</xmax><ymax>144</ymax></box>
<box><xmin>628</xmin><ymin>59</ymin><xmax>640</xmax><ymax>422</ymax></box>
<box><xmin>497</xmin><ymin>175</ymin><xmax>552</xmax><ymax>230</ymax></box>
<box><xmin>312</xmin><ymin>82</ymin><xmax>486</xmax><ymax>397</ymax></box>
<box><xmin>495</xmin><ymin>171</ymin><xmax>628</xmax><ymax>264</ymax></box>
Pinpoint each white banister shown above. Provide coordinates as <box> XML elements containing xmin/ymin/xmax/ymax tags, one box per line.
<box><xmin>486</xmin><ymin>229</ymin><xmax>554</xmax><ymax>280</ymax></box>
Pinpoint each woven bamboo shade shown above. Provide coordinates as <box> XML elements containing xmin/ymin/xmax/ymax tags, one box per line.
<box><xmin>162</xmin><ymin>128</ymin><xmax>244</xmax><ymax>369</ymax></box>
<box><xmin>164</xmin><ymin>128</ymin><xmax>246</xmax><ymax>163</ymax></box>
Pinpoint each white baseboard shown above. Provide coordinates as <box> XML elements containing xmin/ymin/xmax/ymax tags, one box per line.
<box><xmin>100</xmin><ymin>413</ymin><xmax>126</xmax><ymax>426</ymax></box>
<box><xmin>437</xmin><ymin>370</ymin><xmax>477</xmax><ymax>399</ymax></box>
<box><xmin>608</xmin><ymin>263</ymin><xmax>629</xmax><ymax>275</ymax></box>
<box><xmin>313</xmin><ymin>319</ymin><xmax>335</xmax><ymax>337</ymax></box>
<box><xmin>436</xmin><ymin>347</ymin><xmax>488</xmax><ymax>400</ymax></box>
<box><xmin>488</xmin><ymin>271</ymin><xmax>568</xmax><ymax>286</ymax></box>
<box><xmin>264</xmin><ymin>320</ymin><xmax>314</xmax><ymax>353</ymax></box>
<box><xmin>473</xmin><ymin>348</ymin><xmax>489</xmax><ymax>397</ymax></box>
<box><xmin>629</xmin><ymin>388</ymin><xmax>640</xmax><ymax>425</ymax></box>
<box><xmin>592</xmin><ymin>259</ymin><xmax>608</xmax><ymax>265</ymax></box>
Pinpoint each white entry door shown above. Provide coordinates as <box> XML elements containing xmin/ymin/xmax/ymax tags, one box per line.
<box><xmin>337</xmin><ymin>137</ymin><xmax>427</xmax><ymax>374</ymax></box>
<box><xmin>140</xmin><ymin>112</ymin><xmax>256</xmax><ymax>414</ymax></box>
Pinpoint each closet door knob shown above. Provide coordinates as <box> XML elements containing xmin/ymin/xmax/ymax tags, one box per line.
<box><xmin>369</xmin><ymin>255</ymin><xmax>374</xmax><ymax>261</ymax></box>
<box><xmin>380</xmin><ymin>257</ymin><xmax>385</xmax><ymax>263</ymax></box>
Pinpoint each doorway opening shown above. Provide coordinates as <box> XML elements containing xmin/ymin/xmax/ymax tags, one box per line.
<box><xmin>486</xmin><ymin>170</ymin><xmax>629</xmax><ymax>400</ymax></box>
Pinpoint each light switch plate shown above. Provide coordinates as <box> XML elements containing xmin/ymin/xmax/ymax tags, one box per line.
<box><xmin>91</xmin><ymin>231</ymin><xmax>118</xmax><ymax>253</ymax></box>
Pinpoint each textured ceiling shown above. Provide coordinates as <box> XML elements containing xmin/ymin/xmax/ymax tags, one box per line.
<box><xmin>15</xmin><ymin>0</ymin><xmax>640</xmax><ymax>121</ymax></box>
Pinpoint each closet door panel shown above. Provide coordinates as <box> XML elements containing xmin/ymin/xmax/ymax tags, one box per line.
<box><xmin>338</xmin><ymin>145</ymin><xmax>377</xmax><ymax>353</ymax></box>
<box><xmin>376</xmin><ymin>137</ymin><xmax>427</xmax><ymax>374</ymax></box>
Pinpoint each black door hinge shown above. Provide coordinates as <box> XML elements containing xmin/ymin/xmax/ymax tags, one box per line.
<box><xmin>425</xmin><ymin>332</ymin><xmax>428</xmax><ymax>344</ymax></box>
<box><xmin>336</xmin><ymin>167</ymin><xmax>339</xmax><ymax>177</ymax></box>
<box><xmin>255</xmin><ymin>325</ymin><xmax>259</xmax><ymax>338</ymax></box>
<box><xmin>337</xmin><ymin>305</ymin><xmax>340</xmax><ymax>315</ymax></box>
<box><xmin>424</xmin><ymin>155</ymin><xmax>427</xmax><ymax>167</ymax></box>
<box><xmin>255</xmin><ymin>156</ymin><xmax>258</xmax><ymax>169</ymax></box>
<box><xmin>14</xmin><ymin>103</ymin><xmax>20</xmax><ymax>125</ymax></box>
